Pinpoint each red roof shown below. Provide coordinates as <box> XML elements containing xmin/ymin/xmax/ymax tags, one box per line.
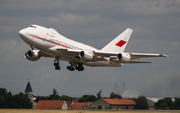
<box><xmin>36</xmin><ymin>100</ymin><xmax>66</xmax><ymax>109</ymax></box>
<box><xmin>73</xmin><ymin>97</ymin><xmax>79</xmax><ymax>102</ymax></box>
<box><xmin>103</xmin><ymin>99</ymin><xmax>136</xmax><ymax>105</ymax></box>
<box><xmin>70</xmin><ymin>102</ymin><xmax>93</xmax><ymax>110</ymax></box>
<box><xmin>66</xmin><ymin>101</ymin><xmax>72</xmax><ymax>106</ymax></box>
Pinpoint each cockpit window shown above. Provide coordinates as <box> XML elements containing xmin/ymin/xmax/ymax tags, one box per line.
<box><xmin>30</xmin><ymin>26</ymin><xmax>36</xmax><ymax>28</ymax></box>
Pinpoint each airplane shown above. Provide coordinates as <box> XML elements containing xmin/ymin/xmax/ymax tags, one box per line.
<box><xmin>19</xmin><ymin>25</ymin><xmax>168</xmax><ymax>71</ymax></box>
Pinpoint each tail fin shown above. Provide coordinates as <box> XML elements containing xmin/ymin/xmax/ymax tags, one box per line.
<box><xmin>101</xmin><ymin>28</ymin><xmax>133</xmax><ymax>52</ymax></box>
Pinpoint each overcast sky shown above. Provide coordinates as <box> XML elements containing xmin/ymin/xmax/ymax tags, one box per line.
<box><xmin>0</xmin><ymin>0</ymin><xmax>180</xmax><ymax>98</ymax></box>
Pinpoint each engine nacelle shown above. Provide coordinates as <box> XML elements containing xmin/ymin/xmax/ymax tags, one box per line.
<box><xmin>79</xmin><ymin>51</ymin><xmax>94</xmax><ymax>61</ymax></box>
<box><xmin>25</xmin><ymin>50</ymin><xmax>40</xmax><ymax>61</ymax></box>
<box><xmin>117</xmin><ymin>53</ymin><xmax>131</xmax><ymax>63</ymax></box>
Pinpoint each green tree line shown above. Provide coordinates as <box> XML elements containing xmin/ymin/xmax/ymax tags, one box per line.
<box><xmin>0</xmin><ymin>88</ymin><xmax>32</xmax><ymax>108</ymax></box>
<box><xmin>35</xmin><ymin>89</ymin><xmax>122</xmax><ymax>102</ymax></box>
<box><xmin>35</xmin><ymin>89</ymin><xmax>150</xmax><ymax>109</ymax></box>
<box><xmin>154</xmin><ymin>97</ymin><xmax>180</xmax><ymax>110</ymax></box>
<box><xmin>3</xmin><ymin>87</ymin><xmax>180</xmax><ymax>110</ymax></box>
<box><xmin>35</xmin><ymin>88</ymin><xmax>72</xmax><ymax>102</ymax></box>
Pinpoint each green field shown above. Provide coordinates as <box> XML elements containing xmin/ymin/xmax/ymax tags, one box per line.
<box><xmin>0</xmin><ymin>110</ymin><xmax>180</xmax><ymax>113</ymax></box>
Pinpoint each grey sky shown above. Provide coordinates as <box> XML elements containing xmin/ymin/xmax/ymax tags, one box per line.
<box><xmin>0</xmin><ymin>0</ymin><xmax>180</xmax><ymax>98</ymax></box>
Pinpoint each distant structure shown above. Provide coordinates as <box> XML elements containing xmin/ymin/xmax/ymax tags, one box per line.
<box><xmin>36</xmin><ymin>100</ymin><xmax>68</xmax><ymax>109</ymax></box>
<box><xmin>113</xmin><ymin>82</ymin><xmax>126</xmax><ymax>95</ymax></box>
<box><xmin>86</xmin><ymin>99</ymin><xmax>136</xmax><ymax>110</ymax></box>
<box><xmin>25</xmin><ymin>81</ymin><xmax>33</xmax><ymax>101</ymax></box>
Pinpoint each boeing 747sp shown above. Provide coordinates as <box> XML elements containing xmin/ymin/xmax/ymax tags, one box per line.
<box><xmin>19</xmin><ymin>25</ymin><xmax>168</xmax><ymax>71</ymax></box>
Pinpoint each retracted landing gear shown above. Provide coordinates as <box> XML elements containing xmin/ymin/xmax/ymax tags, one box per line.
<box><xmin>54</xmin><ymin>58</ymin><xmax>61</xmax><ymax>70</ymax></box>
<box><xmin>67</xmin><ymin>62</ymin><xmax>84</xmax><ymax>71</ymax></box>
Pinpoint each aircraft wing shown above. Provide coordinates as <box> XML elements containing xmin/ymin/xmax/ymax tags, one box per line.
<box><xmin>50</xmin><ymin>47</ymin><xmax>168</xmax><ymax>62</ymax></box>
<box><xmin>129</xmin><ymin>53</ymin><xmax>168</xmax><ymax>59</ymax></box>
<box><xmin>94</xmin><ymin>50</ymin><xmax>168</xmax><ymax>58</ymax></box>
<box><xmin>127</xmin><ymin>53</ymin><xmax>168</xmax><ymax>63</ymax></box>
<box><xmin>94</xmin><ymin>50</ymin><xmax>168</xmax><ymax>63</ymax></box>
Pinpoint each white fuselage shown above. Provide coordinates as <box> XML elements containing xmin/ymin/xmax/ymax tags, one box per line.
<box><xmin>19</xmin><ymin>25</ymin><xmax>122</xmax><ymax>67</ymax></box>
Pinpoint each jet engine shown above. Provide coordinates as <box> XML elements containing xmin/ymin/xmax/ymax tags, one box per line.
<box><xmin>25</xmin><ymin>50</ymin><xmax>40</xmax><ymax>61</ymax></box>
<box><xmin>117</xmin><ymin>53</ymin><xmax>131</xmax><ymax>63</ymax></box>
<box><xmin>79</xmin><ymin>51</ymin><xmax>94</xmax><ymax>61</ymax></box>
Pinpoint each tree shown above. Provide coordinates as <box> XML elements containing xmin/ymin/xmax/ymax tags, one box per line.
<box><xmin>154</xmin><ymin>97</ymin><xmax>174</xmax><ymax>110</ymax></box>
<box><xmin>173</xmin><ymin>97</ymin><xmax>180</xmax><ymax>110</ymax></box>
<box><xmin>164</xmin><ymin>98</ymin><xmax>173</xmax><ymax>109</ymax></box>
<box><xmin>78</xmin><ymin>97</ymin><xmax>86</xmax><ymax>102</ymax></box>
<box><xmin>96</xmin><ymin>89</ymin><xmax>102</xmax><ymax>98</ymax></box>
<box><xmin>110</xmin><ymin>92</ymin><xmax>122</xmax><ymax>99</ymax></box>
<box><xmin>0</xmin><ymin>88</ymin><xmax>7</xmax><ymax>97</ymax></box>
<box><xmin>35</xmin><ymin>96</ymin><xmax>48</xmax><ymax>102</ymax></box>
<box><xmin>60</xmin><ymin>95</ymin><xmax>70</xmax><ymax>101</ymax></box>
<box><xmin>78</xmin><ymin>95</ymin><xmax>97</xmax><ymax>102</ymax></box>
<box><xmin>88</xmin><ymin>95</ymin><xmax>97</xmax><ymax>102</ymax></box>
<box><xmin>0</xmin><ymin>95</ymin><xmax>4</xmax><ymax>108</ymax></box>
<box><xmin>155</xmin><ymin>99</ymin><xmax>168</xmax><ymax>110</ymax></box>
<box><xmin>49</xmin><ymin>88</ymin><xmax>60</xmax><ymax>100</ymax></box>
<box><xmin>0</xmin><ymin>88</ymin><xmax>32</xmax><ymax>108</ymax></box>
<box><xmin>52</xmin><ymin>88</ymin><xmax>58</xmax><ymax>96</ymax></box>
<box><xmin>135</xmin><ymin>95</ymin><xmax>149</xmax><ymax>109</ymax></box>
<box><xmin>14</xmin><ymin>92</ymin><xmax>32</xmax><ymax>108</ymax></box>
<box><xmin>4</xmin><ymin>92</ymin><xmax>13</xmax><ymax>108</ymax></box>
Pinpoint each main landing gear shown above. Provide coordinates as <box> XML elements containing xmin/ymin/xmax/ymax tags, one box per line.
<box><xmin>54</xmin><ymin>58</ymin><xmax>61</xmax><ymax>70</ymax></box>
<box><xmin>67</xmin><ymin>62</ymin><xmax>85</xmax><ymax>71</ymax></box>
<box><xmin>53</xmin><ymin>59</ymin><xmax>84</xmax><ymax>71</ymax></box>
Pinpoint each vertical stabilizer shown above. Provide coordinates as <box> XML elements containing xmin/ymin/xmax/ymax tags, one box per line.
<box><xmin>101</xmin><ymin>28</ymin><xmax>133</xmax><ymax>52</ymax></box>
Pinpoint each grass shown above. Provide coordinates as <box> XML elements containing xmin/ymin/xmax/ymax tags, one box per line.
<box><xmin>0</xmin><ymin>109</ymin><xmax>180</xmax><ymax>113</ymax></box>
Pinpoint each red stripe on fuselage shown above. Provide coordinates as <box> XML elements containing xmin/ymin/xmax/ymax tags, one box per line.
<box><xmin>27</xmin><ymin>34</ymin><xmax>72</xmax><ymax>49</ymax></box>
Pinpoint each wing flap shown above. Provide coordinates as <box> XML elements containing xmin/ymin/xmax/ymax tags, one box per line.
<box><xmin>94</xmin><ymin>50</ymin><xmax>119</xmax><ymax>57</ymax></box>
<box><xmin>57</xmin><ymin>48</ymin><xmax>81</xmax><ymax>56</ymax></box>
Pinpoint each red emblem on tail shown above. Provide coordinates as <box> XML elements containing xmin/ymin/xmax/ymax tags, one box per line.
<box><xmin>116</xmin><ymin>40</ymin><xmax>126</xmax><ymax>47</ymax></box>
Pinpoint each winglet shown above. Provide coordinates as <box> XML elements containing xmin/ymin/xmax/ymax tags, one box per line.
<box><xmin>159</xmin><ymin>54</ymin><xmax>169</xmax><ymax>57</ymax></box>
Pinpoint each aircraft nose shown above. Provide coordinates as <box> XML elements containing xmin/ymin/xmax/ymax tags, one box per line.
<box><xmin>19</xmin><ymin>29</ymin><xmax>26</xmax><ymax>37</ymax></box>
<box><xmin>19</xmin><ymin>28</ymin><xmax>29</xmax><ymax>40</ymax></box>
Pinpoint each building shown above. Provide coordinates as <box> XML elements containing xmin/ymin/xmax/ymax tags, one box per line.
<box><xmin>25</xmin><ymin>81</ymin><xmax>33</xmax><ymax>102</ymax></box>
<box><xmin>25</xmin><ymin>81</ymin><xmax>37</xmax><ymax>109</ymax></box>
<box><xmin>69</xmin><ymin>102</ymin><xmax>93</xmax><ymax>110</ymax></box>
<box><xmin>148</xmin><ymin>103</ymin><xmax>155</xmax><ymax>110</ymax></box>
<box><xmin>66</xmin><ymin>101</ymin><xmax>73</xmax><ymax>107</ymax></box>
<box><xmin>36</xmin><ymin>100</ymin><xmax>68</xmax><ymax>109</ymax></box>
<box><xmin>86</xmin><ymin>99</ymin><xmax>136</xmax><ymax>110</ymax></box>
<box><xmin>73</xmin><ymin>97</ymin><xmax>79</xmax><ymax>102</ymax></box>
